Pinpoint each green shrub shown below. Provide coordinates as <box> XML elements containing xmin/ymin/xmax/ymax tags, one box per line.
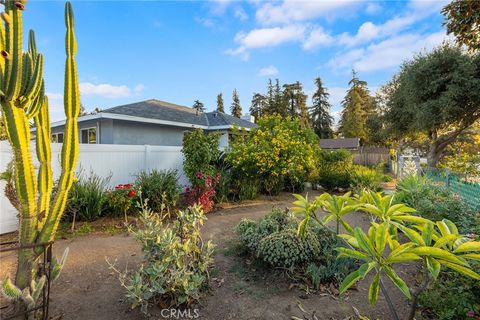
<box><xmin>182</xmin><ymin>129</ymin><xmax>220</xmax><ymax>187</ymax></box>
<box><xmin>350</xmin><ymin>165</ymin><xmax>383</xmax><ymax>192</ymax></box>
<box><xmin>257</xmin><ymin>229</ymin><xmax>320</xmax><ymax>269</ymax></box>
<box><xmin>64</xmin><ymin>171</ymin><xmax>110</xmax><ymax>222</ymax></box>
<box><xmin>134</xmin><ymin>169</ymin><xmax>181</xmax><ymax>213</ymax></box>
<box><xmin>396</xmin><ymin>176</ymin><xmax>479</xmax><ymax>234</ymax></box>
<box><xmin>419</xmin><ymin>264</ymin><xmax>480</xmax><ymax>320</ymax></box>
<box><xmin>227</xmin><ymin>115</ymin><xmax>319</xmax><ymax>195</ymax></box>
<box><xmin>121</xmin><ymin>204</ymin><xmax>214</xmax><ymax>314</ymax></box>
<box><xmin>235</xmin><ymin>208</ymin><xmax>358</xmax><ymax>283</ymax></box>
<box><xmin>317</xmin><ymin>149</ymin><xmax>352</xmax><ymax>190</ymax></box>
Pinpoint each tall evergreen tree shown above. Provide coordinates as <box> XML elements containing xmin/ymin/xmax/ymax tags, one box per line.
<box><xmin>339</xmin><ymin>70</ymin><xmax>373</xmax><ymax>140</ymax></box>
<box><xmin>250</xmin><ymin>93</ymin><xmax>266</xmax><ymax>121</ymax></box>
<box><xmin>283</xmin><ymin>81</ymin><xmax>309</xmax><ymax>126</ymax></box>
<box><xmin>216</xmin><ymin>93</ymin><xmax>224</xmax><ymax>113</ymax></box>
<box><xmin>231</xmin><ymin>89</ymin><xmax>242</xmax><ymax>118</ymax></box>
<box><xmin>272</xmin><ymin>79</ymin><xmax>287</xmax><ymax>116</ymax></box>
<box><xmin>310</xmin><ymin>77</ymin><xmax>333</xmax><ymax>138</ymax></box>
<box><xmin>192</xmin><ymin>100</ymin><xmax>205</xmax><ymax>113</ymax></box>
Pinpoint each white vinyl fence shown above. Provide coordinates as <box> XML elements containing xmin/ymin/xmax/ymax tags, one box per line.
<box><xmin>0</xmin><ymin>141</ymin><xmax>187</xmax><ymax>234</ymax></box>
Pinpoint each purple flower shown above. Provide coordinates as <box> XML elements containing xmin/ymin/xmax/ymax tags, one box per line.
<box><xmin>467</xmin><ymin>311</ymin><xmax>476</xmax><ymax>318</ymax></box>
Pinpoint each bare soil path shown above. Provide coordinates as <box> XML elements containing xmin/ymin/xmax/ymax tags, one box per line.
<box><xmin>0</xmin><ymin>192</ymin><xmax>417</xmax><ymax>320</ymax></box>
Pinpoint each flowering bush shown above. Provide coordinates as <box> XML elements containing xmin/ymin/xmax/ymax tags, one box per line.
<box><xmin>185</xmin><ymin>172</ymin><xmax>219</xmax><ymax>213</ymax></box>
<box><xmin>182</xmin><ymin>129</ymin><xmax>220</xmax><ymax>187</ymax></box>
<box><xmin>106</xmin><ymin>183</ymin><xmax>137</xmax><ymax>222</ymax></box>
<box><xmin>227</xmin><ymin>115</ymin><xmax>319</xmax><ymax>195</ymax></box>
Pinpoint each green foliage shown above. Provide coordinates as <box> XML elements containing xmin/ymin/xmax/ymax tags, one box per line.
<box><xmin>231</xmin><ymin>89</ymin><xmax>242</xmax><ymax>118</ymax></box>
<box><xmin>442</xmin><ymin>0</ymin><xmax>480</xmax><ymax>51</ymax></box>
<box><xmin>236</xmin><ymin>208</ymin><xmax>358</xmax><ymax>283</ymax></box>
<box><xmin>192</xmin><ymin>100</ymin><xmax>205</xmax><ymax>113</ymax></box>
<box><xmin>339</xmin><ymin>71</ymin><xmax>375</xmax><ymax>141</ymax></box>
<box><xmin>293</xmin><ymin>190</ymin><xmax>480</xmax><ymax>320</ymax></box>
<box><xmin>121</xmin><ymin>204</ymin><xmax>214</xmax><ymax>314</ymax></box>
<box><xmin>396</xmin><ymin>176</ymin><xmax>479</xmax><ymax>235</ymax></box>
<box><xmin>64</xmin><ymin>171</ymin><xmax>110</xmax><ymax>222</ymax></box>
<box><xmin>257</xmin><ymin>229</ymin><xmax>320</xmax><ymax>269</ymax></box>
<box><xmin>309</xmin><ymin>77</ymin><xmax>333</xmax><ymax>139</ymax></box>
<box><xmin>384</xmin><ymin>44</ymin><xmax>480</xmax><ymax>167</ymax></box>
<box><xmin>182</xmin><ymin>129</ymin><xmax>220</xmax><ymax>186</ymax></box>
<box><xmin>227</xmin><ymin>115</ymin><xmax>319</xmax><ymax>194</ymax></box>
<box><xmin>0</xmin><ymin>116</ymin><xmax>7</xmax><ymax>140</ymax></box>
<box><xmin>350</xmin><ymin>165</ymin><xmax>385</xmax><ymax>192</ymax></box>
<box><xmin>419</xmin><ymin>264</ymin><xmax>480</xmax><ymax>320</ymax></box>
<box><xmin>134</xmin><ymin>169</ymin><xmax>181</xmax><ymax>213</ymax></box>
<box><xmin>316</xmin><ymin>149</ymin><xmax>353</xmax><ymax>190</ymax></box>
<box><xmin>216</xmin><ymin>93</ymin><xmax>224</xmax><ymax>113</ymax></box>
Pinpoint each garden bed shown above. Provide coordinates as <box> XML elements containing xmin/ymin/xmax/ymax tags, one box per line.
<box><xmin>0</xmin><ymin>192</ymin><xmax>417</xmax><ymax>319</ymax></box>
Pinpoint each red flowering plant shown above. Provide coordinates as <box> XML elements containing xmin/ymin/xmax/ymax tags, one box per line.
<box><xmin>107</xmin><ymin>183</ymin><xmax>137</xmax><ymax>223</ymax></box>
<box><xmin>185</xmin><ymin>171</ymin><xmax>219</xmax><ymax>213</ymax></box>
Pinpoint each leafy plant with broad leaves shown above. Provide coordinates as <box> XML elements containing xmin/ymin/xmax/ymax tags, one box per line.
<box><xmin>292</xmin><ymin>190</ymin><xmax>480</xmax><ymax>320</ymax></box>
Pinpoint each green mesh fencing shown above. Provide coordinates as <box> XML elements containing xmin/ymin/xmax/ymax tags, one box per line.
<box><xmin>424</xmin><ymin>168</ymin><xmax>480</xmax><ymax>212</ymax></box>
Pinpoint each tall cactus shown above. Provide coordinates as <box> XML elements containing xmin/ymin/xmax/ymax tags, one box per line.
<box><xmin>0</xmin><ymin>0</ymin><xmax>80</xmax><ymax>296</ymax></box>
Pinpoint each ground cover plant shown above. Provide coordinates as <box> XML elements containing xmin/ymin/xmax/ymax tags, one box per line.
<box><xmin>292</xmin><ymin>190</ymin><xmax>480</xmax><ymax>320</ymax></box>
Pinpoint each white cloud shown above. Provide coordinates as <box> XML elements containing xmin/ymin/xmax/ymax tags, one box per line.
<box><xmin>225</xmin><ymin>46</ymin><xmax>250</xmax><ymax>61</ymax></box>
<box><xmin>195</xmin><ymin>17</ymin><xmax>215</xmax><ymax>28</ymax></box>
<box><xmin>303</xmin><ymin>26</ymin><xmax>334</xmax><ymax>50</ymax></box>
<box><xmin>256</xmin><ymin>0</ymin><xmax>361</xmax><ymax>25</ymax></box>
<box><xmin>329</xmin><ymin>31</ymin><xmax>449</xmax><ymax>72</ymax></box>
<box><xmin>365</xmin><ymin>2</ymin><xmax>382</xmax><ymax>15</ymax></box>
<box><xmin>235</xmin><ymin>25</ymin><xmax>306</xmax><ymax>49</ymax></box>
<box><xmin>134</xmin><ymin>84</ymin><xmax>145</xmax><ymax>94</ymax></box>
<box><xmin>79</xmin><ymin>82</ymin><xmax>144</xmax><ymax>99</ymax></box>
<box><xmin>258</xmin><ymin>65</ymin><xmax>279</xmax><ymax>77</ymax></box>
<box><xmin>328</xmin><ymin>87</ymin><xmax>348</xmax><ymax>107</ymax></box>
<box><xmin>234</xmin><ymin>7</ymin><xmax>248</xmax><ymax>21</ymax></box>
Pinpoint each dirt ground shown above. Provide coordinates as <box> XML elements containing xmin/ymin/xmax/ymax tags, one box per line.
<box><xmin>0</xmin><ymin>191</ymin><xmax>418</xmax><ymax>320</ymax></box>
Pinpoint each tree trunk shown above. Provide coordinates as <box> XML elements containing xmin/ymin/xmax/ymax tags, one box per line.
<box><xmin>426</xmin><ymin>142</ymin><xmax>443</xmax><ymax>168</ymax></box>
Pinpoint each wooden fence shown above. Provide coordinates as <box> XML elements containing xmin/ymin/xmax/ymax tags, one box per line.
<box><xmin>352</xmin><ymin>147</ymin><xmax>390</xmax><ymax>166</ymax></box>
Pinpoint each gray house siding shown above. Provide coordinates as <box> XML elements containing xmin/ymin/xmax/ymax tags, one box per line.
<box><xmin>111</xmin><ymin>120</ymin><xmax>191</xmax><ymax>146</ymax></box>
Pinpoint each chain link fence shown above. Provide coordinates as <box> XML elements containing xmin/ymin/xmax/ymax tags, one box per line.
<box><xmin>424</xmin><ymin>168</ymin><xmax>480</xmax><ymax>212</ymax></box>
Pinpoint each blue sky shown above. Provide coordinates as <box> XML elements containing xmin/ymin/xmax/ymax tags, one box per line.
<box><xmin>21</xmin><ymin>0</ymin><xmax>449</xmax><ymax>122</ymax></box>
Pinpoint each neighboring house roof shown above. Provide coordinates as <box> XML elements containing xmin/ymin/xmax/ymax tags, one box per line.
<box><xmin>49</xmin><ymin>99</ymin><xmax>257</xmax><ymax>130</ymax></box>
<box><xmin>320</xmin><ymin>138</ymin><xmax>360</xmax><ymax>150</ymax></box>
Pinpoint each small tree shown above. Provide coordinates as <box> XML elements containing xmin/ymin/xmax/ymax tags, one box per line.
<box><xmin>216</xmin><ymin>93</ymin><xmax>224</xmax><ymax>113</ymax></box>
<box><xmin>231</xmin><ymin>89</ymin><xmax>242</xmax><ymax>118</ymax></box>
<box><xmin>192</xmin><ymin>100</ymin><xmax>205</xmax><ymax>113</ymax></box>
<box><xmin>250</xmin><ymin>93</ymin><xmax>266</xmax><ymax>121</ymax></box>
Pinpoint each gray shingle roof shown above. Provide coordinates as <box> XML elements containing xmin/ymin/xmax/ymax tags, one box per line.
<box><xmin>101</xmin><ymin>99</ymin><xmax>257</xmax><ymax>129</ymax></box>
<box><xmin>319</xmin><ymin>138</ymin><xmax>360</xmax><ymax>149</ymax></box>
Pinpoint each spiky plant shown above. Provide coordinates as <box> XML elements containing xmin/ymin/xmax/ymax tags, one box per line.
<box><xmin>0</xmin><ymin>0</ymin><xmax>79</xmax><ymax>310</ymax></box>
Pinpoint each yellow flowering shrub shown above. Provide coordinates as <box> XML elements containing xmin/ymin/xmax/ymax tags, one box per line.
<box><xmin>227</xmin><ymin>115</ymin><xmax>319</xmax><ymax>194</ymax></box>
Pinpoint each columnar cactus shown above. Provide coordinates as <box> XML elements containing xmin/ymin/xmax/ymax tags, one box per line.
<box><xmin>0</xmin><ymin>0</ymin><xmax>79</xmax><ymax>297</ymax></box>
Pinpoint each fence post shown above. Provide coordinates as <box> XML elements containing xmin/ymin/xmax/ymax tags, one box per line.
<box><xmin>445</xmin><ymin>168</ymin><xmax>450</xmax><ymax>188</ymax></box>
<box><xmin>144</xmin><ymin>145</ymin><xmax>151</xmax><ymax>172</ymax></box>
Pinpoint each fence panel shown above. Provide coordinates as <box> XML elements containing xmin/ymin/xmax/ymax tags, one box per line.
<box><xmin>352</xmin><ymin>147</ymin><xmax>390</xmax><ymax>166</ymax></box>
<box><xmin>0</xmin><ymin>141</ymin><xmax>186</xmax><ymax>234</ymax></box>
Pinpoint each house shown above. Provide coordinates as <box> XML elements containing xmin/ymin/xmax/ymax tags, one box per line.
<box><xmin>319</xmin><ymin>138</ymin><xmax>360</xmax><ymax>151</ymax></box>
<box><xmin>48</xmin><ymin>99</ymin><xmax>257</xmax><ymax>147</ymax></box>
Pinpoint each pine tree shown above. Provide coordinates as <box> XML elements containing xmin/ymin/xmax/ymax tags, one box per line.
<box><xmin>216</xmin><ymin>93</ymin><xmax>224</xmax><ymax>113</ymax></box>
<box><xmin>273</xmin><ymin>79</ymin><xmax>287</xmax><ymax>116</ymax></box>
<box><xmin>250</xmin><ymin>93</ymin><xmax>266</xmax><ymax>121</ymax></box>
<box><xmin>231</xmin><ymin>89</ymin><xmax>242</xmax><ymax>118</ymax></box>
<box><xmin>192</xmin><ymin>100</ymin><xmax>205</xmax><ymax>113</ymax></box>
<box><xmin>339</xmin><ymin>70</ymin><xmax>373</xmax><ymax>141</ymax></box>
<box><xmin>283</xmin><ymin>81</ymin><xmax>309</xmax><ymax>126</ymax></box>
<box><xmin>310</xmin><ymin>77</ymin><xmax>333</xmax><ymax>138</ymax></box>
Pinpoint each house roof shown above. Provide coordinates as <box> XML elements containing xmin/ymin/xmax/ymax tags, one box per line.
<box><xmin>49</xmin><ymin>99</ymin><xmax>257</xmax><ymax>130</ymax></box>
<box><xmin>319</xmin><ymin>138</ymin><xmax>360</xmax><ymax>149</ymax></box>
